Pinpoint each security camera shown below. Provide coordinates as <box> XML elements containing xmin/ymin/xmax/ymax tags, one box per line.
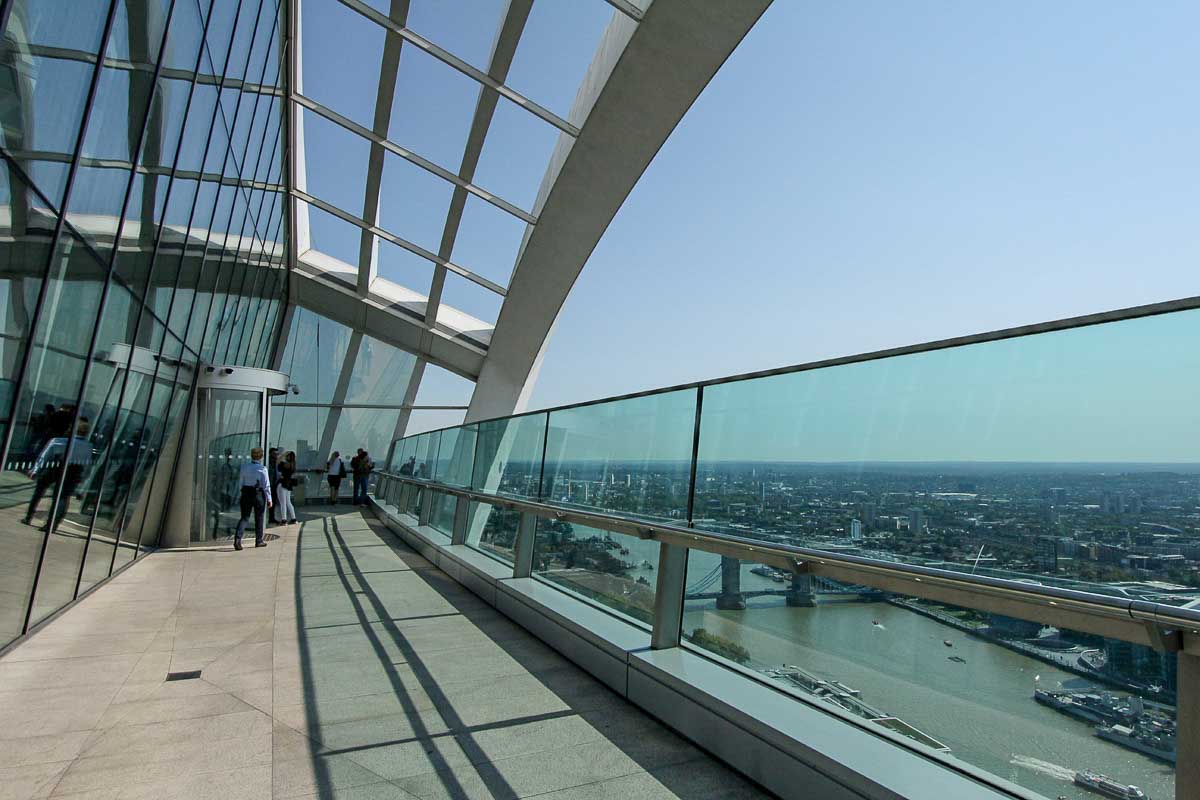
<box><xmin>222</xmin><ymin>368</ymin><xmax>234</xmax><ymax>375</ymax></box>
<box><xmin>286</xmin><ymin>383</ymin><xmax>300</xmax><ymax>395</ymax></box>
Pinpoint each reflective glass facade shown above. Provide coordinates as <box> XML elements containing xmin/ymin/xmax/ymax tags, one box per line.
<box><xmin>0</xmin><ymin>0</ymin><xmax>287</xmax><ymax>647</ymax></box>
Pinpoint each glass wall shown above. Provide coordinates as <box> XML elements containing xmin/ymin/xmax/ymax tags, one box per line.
<box><xmin>385</xmin><ymin>308</ymin><xmax>1199</xmax><ymax>800</ymax></box>
<box><xmin>270</xmin><ymin>307</ymin><xmax>419</xmax><ymax>499</ymax></box>
<box><xmin>0</xmin><ymin>0</ymin><xmax>288</xmax><ymax>647</ymax></box>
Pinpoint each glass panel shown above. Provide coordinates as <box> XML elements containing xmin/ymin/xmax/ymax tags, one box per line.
<box><xmin>404</xmin><ymin>408</ymin><xmax>465</xmax><ymax>436</ymax></box>
<box><xmin>76</xmin><ymin>302</ymin><xmax>166</xmax><ymax>592</ymax></box>
<box><xmin>504</xmin><ymin>1</ymin><xmax>613</xmax><ymax>119</ymax></box>
<box><xmin>694</xmin><ymin>309</ymin><xmax>1200</xmax><ymax>594</ymax></box>
<box><xmin>274</xmin><ymin>307</ymin><xmax>353</xmax><ymax>404</ymax></box>
<box><xmin>0</xmin><ymin>165</ymin><xmax>50</xmax><ymax>419</ymax></box>
<box><xmin>438</xmin><ymin>271</ymin><xmax>502</xmax><ymax>328</ymax></box>
<box><xmin>343</xmin><ymin>334</ymin><xmax>417</xmax><ymax>404</ymax></box>
<box><xmin>542</xmin><ymin>390</ymin><xmax>696</xmax><ymax>523</ymax></box>
<box><xmin>304</xmin><ymin>203</ymin><xmax>362</xmax><ymax>282</ymax></box>
<box><xmin>0</xmin><ymin>0</ymin><xmax>110</xmax><ymax>207</ymax></box>
<box><xmin>412</xmin><ymin>363</ymin><xmax>474</xmax><ymax>408</ymax></box>
<box><xmin>301</xmin><ymin>109</ymin><xmax>370</xmax><ymax>215</ymax></box>
<box><xmin>471</xmin><ymin>412</ymin><xmax>545</xmax><ymax>500</ymax></box>
<box><xmin>377</xmin><ymin>150</ymin><xmax>454</xmax><ymax>253</ymax></box>
<box><xmin>387</xmin><ymin>45</ymin><xmax>477</xmax><ymax>170</ymax></box>
<box><xmin>375</xmin><ymin>237</ymin><xmax>434</xmax><ymax>294</ymax></box>
<box><xmin>198</xmin><ymin>389</ymin><xmax>262</xmax><ymax>543</ymax></box>
<box><xmin>449</xmin><ymin>194</ymin><xmax>527</xmax><ymax>287</ymax></box>
<box><xmin>433</xmin><ymin>424</ymin><xmax>475</xmax><ymax>486</ymax></box>
<box><xmin>299</xmin><ymin>0</ymin><xmax>385</xmax><ymax>128</ymax></box>
<box><xmin>473</xmin><ymin>96</ymin><xmax>560</xmax><ymax>212</ymax></box>
<box><xmin>405</xmin><ymin>0</ymin><xmax>506</xmax><ymax>71</ymax></box>
<box><xmin>682</xmin><ymin>552</ymin><xmax>1176</xmax><ymax>800</ymax></box>
<box><xmin>4</xmin><ymin>230</ymin><xmax>106</xmax><ymax>627</ymax></box>
<box><xmin>324</xmin><ymin>407</ymin><xmax>402</xmax><ymax>471</ymax></box>
<box><xmin>129</xmin><ymin>362</ymin><xmax>194</xmax><ymax>554</ymax></box>
<box><xmin>532</xmin><ymin>519</ymin><xmax>657</xmax><ymax>627</ymax></box>
<box><xmin>270</xmin><ymin>401</ymin><xmax>327</xmax><ymax>475</ymax></box>
<box><xmin>431</xmin><ymin>491</ymin><xmax>456</xmax><ymax>536</ymax></box>
<box><xmin>464</xmin><ymin>501</ymin><xmax>516</xmax><ymax>564</ymax></box>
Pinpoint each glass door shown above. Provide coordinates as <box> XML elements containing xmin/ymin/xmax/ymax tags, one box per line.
<box><xmin>193</xmin><ymin>388</ymin><xmax>264</xmax><ymax>543</ymax></box>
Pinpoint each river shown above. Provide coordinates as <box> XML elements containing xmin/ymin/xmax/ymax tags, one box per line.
<box><xmin>677</xmin><ymin>570</ymin><xmax>1174</xmax><ymax>799</ymax></box>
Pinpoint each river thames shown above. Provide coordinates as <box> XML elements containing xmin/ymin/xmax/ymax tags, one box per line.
<box><xmin>675</xmin><ymin>564</ymin><xmax>1175</xmax><ymax>800</ymax></box>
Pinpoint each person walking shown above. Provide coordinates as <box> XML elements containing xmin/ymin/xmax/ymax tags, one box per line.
<box><xmin>233</xmin><ymin>446</ymin><xmax>273</xmax><ymax>551</ymax></box>
<box><xmin>352</xmin><ymin>448</ymin><xmax>374</xmax><ymax>505</ymax></box>
<box><xmin>326</xmin><ymin>451</ymin><xmax>345</xmax><ymax>504</ymax></box>
<box><xmin>267</xmin><ymin>447</ymin><xmax>280</xmax><ymax>524</ymax></box>
<box><xmin>277</xmin><ymin>451</ymin><xmax>298</xmax><ymax>525</ymax></box>
<box><xmin>23</xmin><ymin>417</ymin><xmax>94</xmax><ymax>531</ymax></box>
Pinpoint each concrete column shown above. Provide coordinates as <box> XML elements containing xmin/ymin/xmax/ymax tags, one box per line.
<box><xmin>716</xmin><ymin>556</ymin><xmax>745</xmax><ymax>611</ymax></box>
<box><xmin>512</xmin><ymin>512</ymin><xmax>537</xmax><ymax>578</ymax></box>
<box><xmin>418</xmin><ymin>487</ymin><xmax>434</xmax><ymax>527</ymax></box>
<box><xmin>786</xmin><ymin>572</ymin><xmax>816</xmax><ymax>607</ymax></box>
<box><xmin>651</xmin><ymin>543</ymin><xmax>688</xmax><ymax>649</ymax></box>
<box><xmin>450</xmin><ymin>495</ymin><xmax>469</xmax><ymax>546</ymax></box>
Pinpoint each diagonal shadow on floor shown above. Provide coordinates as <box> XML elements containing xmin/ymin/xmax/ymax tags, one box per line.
<box><xmin>280</xmin><ymin>507</ymin><xmax>776</xmax><ymax>800</ymax></box>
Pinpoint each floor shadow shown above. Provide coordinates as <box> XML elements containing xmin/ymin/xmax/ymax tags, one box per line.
<box><xmin>286</xmin><ymin>506</ymin><xmax>775</xmax><ymax>799</ymax></box>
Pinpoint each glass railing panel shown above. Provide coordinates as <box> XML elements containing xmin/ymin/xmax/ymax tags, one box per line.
<box><xmin>542</xmin><ymin>390</ymin><xmax>697</xmax><ymax>524</ymax></box>
<box><xmin>532</xmin><ymin>519</ymin><xmax>658</xmax><ymax>627</ymax></box>
<box><xmin>431</xmin><ymin>491</ymin><xmax>457</xmax><ymax>536</ymax></box>
<box><xmin>465</xmin><ymin>500</ymin><xmax>517</xmax><ymax>565</ymax></box>
<box><xmin>434</xmin><ymin>424</ymin><xmax>476</xmax><ymax>486</ymax></box>
<box><xmin>393</xmin><ymin>435</ymin><xmax>418</xmax><ymax>474</ymax></box>
<box><xmin>681</xmin><ymin>551</ymin><xmax>1176</xmax><ymax>800</ymax></box>
<box><xmin>414</xmin><ymin>430</ymin><xmax>441</xmax><ymax>480</ymax></box>
<box><xmin>694</xmin><ymin>309</ymin><xmax>1200</xmax><ymax>603</ymax></box>
<box><xmin>471</xmin><ymin>413</ymin><xmax>546</xmax><ymax>500</ymax></box>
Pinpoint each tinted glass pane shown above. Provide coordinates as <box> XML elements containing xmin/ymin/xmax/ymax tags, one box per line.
<box><xmin>694</xmin><ymin>309</ymin><xmax>1200</xmax><ymax>595</ymax></box>
<box><xmin>682</xmin><ymin>552</ymin><xmax>1177</xmax><ymax>800</ymax></box>
<box><xmin>542</xmin><ymin>390</ymin><xmax>696</xmax><ymax>524</ymax></box>
<box><xmin>532</xmin><ymin>519</ymin><xmax>657</xmax><ymax>627</ymax></box>
<box><xmin>470</xmin><ymin>413</ymin><xmax>545</xmax><ymax>500</ymax></box>
<box><xmin>465</xmin><ymin>501</ymin><xmax>515</xmax><ymax>565</ymax></box>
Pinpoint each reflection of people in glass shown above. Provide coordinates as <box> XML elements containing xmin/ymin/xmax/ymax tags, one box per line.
<box><xmin>398</xmin><ymin>456</ymin><xmax>415</xmax><ymax>476</ymax></box>
<box><xmin>23</xmin><ymin>417</ymin><xmax>94</xmax><ymax>531</ymax></box>
<box><xmin>233</xmin><ymin>447</ymin><xmax>272</xmax><ymax>551</ymax></box>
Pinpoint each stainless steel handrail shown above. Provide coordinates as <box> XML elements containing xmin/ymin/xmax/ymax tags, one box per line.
<box><xmin>375</xmin><ymin>471</ymin><xmax>1200</xmax><ymax>652</ymax></box>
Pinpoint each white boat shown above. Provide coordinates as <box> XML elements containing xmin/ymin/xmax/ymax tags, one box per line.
<box><xmin>1073</xmin><ymin>770</ymin><xmax>1148</xmax><ymax>800</ymax></box>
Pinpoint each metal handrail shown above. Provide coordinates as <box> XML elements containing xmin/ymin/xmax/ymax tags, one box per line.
<box><xmin>375</xmin><ymin>471</ymin><xmax>1200</xmax><ymax>652</ymax></box>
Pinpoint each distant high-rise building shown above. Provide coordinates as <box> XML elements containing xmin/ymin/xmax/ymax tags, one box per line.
<box><xmin>1035</xmin><ymin>537</ymin><xmax>1058</xmax><ymax>573</ymax></box>
<box><xmin>1049</xmin><ymin>487</ymin><xmax>1066</xmax><ymax>505</ymax></box>
<box><xmin>850</xmin><ymin>519</ymin><xmax>863</xmax><ymax>540</ymax></box>
<box><xmin>908</xmin><ymin>508</ymin><xmax>925</xmax><ymax>535</ymax></box>
<box><xmin>859</xmin><ymin>502</ymin><xmax>877</xmax><ymax>528</ymax></box>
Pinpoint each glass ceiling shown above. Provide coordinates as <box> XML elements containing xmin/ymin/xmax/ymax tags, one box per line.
<box><xmin>292</xmin><ymin>0</ymin><xmax>633</xmax><ymax>350</ymax></box>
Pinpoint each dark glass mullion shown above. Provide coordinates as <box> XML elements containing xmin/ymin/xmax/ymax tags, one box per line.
<box><xmin>221</xmin><ymin>108</ymin><xmax>282</xmax><ymax>363</ymax></box>
<box><xmin>214</xmin><ymin>110</ymin><xmax>279</xmax><ymax>362</ymax></box>
<box><xmin>227</xmin><ymin>163</ymin><xmax>282</xmax><ymax>364</ymax></box>
<box><xmin>53</xmin><ymin>0</ymin><xmax>184</xmax><ymax>600</ymax></box>
<box><xmin>172</xmin><ymin>0</ymin><xmax>266</xmax><ymax>359</ymax></box>
<box><xmin>240</xmin><ymin>197</ymin><xmax>286</xmax><ymax>366</ymax></box>
<box><xmin>11</xmin><ymin>0</ymin><xmax>122</xmax><ymax>636</ymax></box>
<box><xmin>207</xmin><ymin>3</ymin><xmax>281</xmax><ymax>364</ymax></box>
<box><xmin>247</xmin><ymin>199</ymin><xmax>286</xmax><ymax>364</ymax></box>
<box><xmin>0</xmin><ymin>0</ymin><xmax>121</xmax><ymax>472</ymax></box>
<box><xmin>152</xmin><ymin>0</ymin><xmax>253</xmax><ymax>357</ymax></box>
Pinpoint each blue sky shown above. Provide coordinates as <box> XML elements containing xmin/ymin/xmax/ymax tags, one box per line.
<box><xmin>295</xmin><ymin>1</ymin><xmax>1199</xmax><ymax>417</ymax></box>
<box><xmin>530</xmin><ymin>1</ymin><xmax>1200</xmax><ymax>409</ymax></box>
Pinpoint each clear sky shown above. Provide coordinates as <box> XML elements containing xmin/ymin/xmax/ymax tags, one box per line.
<box><xmin>528</xmin><ymin>1</ymin><xmax>1200</xmax><ymax>410</ymax></box>
<box><xmin>296</xmin><ymin>1</ymin><xmax>1199</xmax><ymax>422</ymax></box>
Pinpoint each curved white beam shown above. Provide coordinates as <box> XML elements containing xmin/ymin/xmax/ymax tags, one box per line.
<box><xmin>467</xmin><ymin>0</ymin><xmax>773</xmax><ymax>422</ymax></box>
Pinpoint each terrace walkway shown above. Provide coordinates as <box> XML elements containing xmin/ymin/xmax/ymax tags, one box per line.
<box><xmin>0</xmin><ymin>508</ymin><xmax>773</xmax><ymax>800</ymax></box>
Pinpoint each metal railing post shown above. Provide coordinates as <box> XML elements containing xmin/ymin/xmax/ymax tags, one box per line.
<box><xmin>651</xmin><ymin>543</ymin><xmax>688</xmax><ymax>650</ymax></box>
<box><xmin>451</xmin><ymin>494</ymin><xmax>468</xmax><ymax>545</ymax></box>
<box><xmin>418</xmin><ymin>486</ymin><xmax>434</xmax><ymax>526</ymax></box>
<box><xmin>1180</xmin><ymin>649</ymin><xmax>1199</xmax><ymax>800</ymax></box>
<box><xmin>512</xmin><ymin>512</ymin><xmax>537</xmax><ymax>578</ymax></box>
